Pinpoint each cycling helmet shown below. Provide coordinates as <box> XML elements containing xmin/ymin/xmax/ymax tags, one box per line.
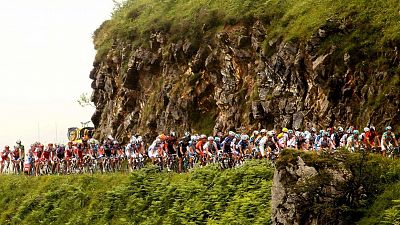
<box><xmin>228</xmin><ymin>131</ymin><xmax>235</xmax><ymax>136</ymax></box>
<box><xmin>155</xmin><ymin>138</ymin><xmax>161</xmax><ymax>144</ymax></box>
<box><xmin>5</xmin><ymin>145</ymin><xmax>9</xmax><ymax>149</ymax></box>
<box><xmin>208</xmin><ymin>136</ymin><xmax>214</xmax><ymax>141</ymax></box>
<box><xmin>170</xmin><ymin>131</ymin><xmax>176</xmax><ymax>137</ymax></box>
<box><xmin>107</xmin><ymin>135</ymin><xmax>114</xmax><ymax>140</ymax></box>
<box><xmin>288</xmin><ymin>129</ymin><xmax>294</xmax><ymax>134</ymax></box>
<box><xmin>137</xmin><ymin>136</ymin><xmax>143</xmax><ymax>142</ymax></box>
<box><xmin>319</xmin><ymin>130</ymin><xmax>325</xmax><ymax>135</ymax></box>
<box><xmin>200</xmin><ymin>134</ymin><xmax>207</xmax><ymax>139</ymax></box>
<box><xmin>241</xmin><ymin>135</ymin><xmax>249</xmax><ymax>140</ymax></box>
<box><xmin>182</xmin><ymin>136</ymin><xmax>191</xmax><ymax>142</ymax></box>
<box><xmin>324</xmin><ymin>132</ymin><xmax>330</xmax><ymax>137</ymax></box>
<box><xmin>184</xmin><ymin>131</ymin><xmax>191</xmax><ymax>136</ymax></box>
<box><xmin>338</xmin><ymin>126</ymin><xmax>344</xmax><ymax>132</ymax></box>
<box><xmin>304</xmin><ymin>131</ymin><xmax>310</xmax><ymax>136</ymax></box>
<box><xmin>271</xmin><ymin>130</ymin><xmax>276</xmax><ymax>135</ymax></box>
<box><xmin>253</xmin><ymin>130</ymin><xmax>259</xmax><ymax>135</ymax></box>
<box><xmin>215</xmin><ymin>137</ymin><xmax>221</xmax><ymax>142</ymax></box>
<box><xmin>282</xmin><ymin>128</ymin><xmax>289</xmax><ymax>133</ymax></box>
<box><xmin>364</xmin><ymin>127</ymin><xmax>370</xmax><ymax>132</ymax></box>
<box><xmin>386</xmin><ymin>126</ymin><xmax>392</xmax><ymax>131</ymax></box>
<box><xmin>267</xmin><ymin>131</ymin><xmax>274</xmax><ymax>137</ymax></box>
<box><xmin>260</xmin><ymin>129</ymin><xmax>267</xmax><ymax>134</ymax></box>
<box><xmin>113</xmin><ymin>140</ymin><xmax>119</xmax><ymax>145</ymax></box>
<box><xmin>235</xmin><ymin>133</ymin><xmax>241</xmax><ymax>139</ymax></box>
<box><xmin>370</xmin><ymin>126</ymin><xmax>375</xmax><ymax>131</ymax></box>
<box><xmin>353</xmin><ymin>130</ymin><xmax>360</xmax><ymax>135</ymax></box>
<box><xmin>311</xmin><ymin>128</ymin><xmax>317</xmax><ymax>133</ymax></box>
<box><xmin>346</xmin><ymin>128</ymin><xmax>353</xmax><ymax>134</ymax></box>
<box><xmin>295</xmin><ymin>131</ymin><xmax>300</xmax><ymax>137</ymax></box>
<box><xmin>327</xmin><ymin>127</ymin><xmax>334</xmax><ymax>132</ymax></box>
<box><xmin>16</xmin><ymin>140</ymin><xmax>21</xmax><ymax>144</ymax></box>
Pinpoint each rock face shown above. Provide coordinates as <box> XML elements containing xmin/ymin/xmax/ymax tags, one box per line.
<box><xmin>90</xmin><ymin>19</ymin><xmax>400</xmax><ymax>142</ymax></box>
<box><xmin>271</xmin><ymin>154</ymin><xmax>354</xmax><ymax>225</ymax></box>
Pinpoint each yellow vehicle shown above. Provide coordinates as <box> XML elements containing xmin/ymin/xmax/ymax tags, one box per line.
<box><xmin>67</xmin><ymin>127</ymin><xmax>95</xmax><ymax>143</ymax></box>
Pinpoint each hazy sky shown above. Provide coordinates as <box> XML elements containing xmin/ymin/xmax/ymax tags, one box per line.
<box><xmin>0</xmin><ymin>0</ymin><xmax>115</xmax><ymax>147</ymax></box>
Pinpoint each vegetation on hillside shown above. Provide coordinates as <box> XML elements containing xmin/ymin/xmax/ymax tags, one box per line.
<box><xmin>0</xmin><ymin>161</ymin><xmax>274</xmax><ymax>225</ymax></box>
<box><xmin>94</xmin><ymin>0</ymin><xmax>400</xmax><ymax>61</ymax></box>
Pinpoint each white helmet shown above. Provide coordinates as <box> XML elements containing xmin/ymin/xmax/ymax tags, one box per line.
<box><xmin>260</xmin><ymin>129</ymin><xmax>267</xmax><ymax>134</ymax></box>
<box><xmin>107</xmin><ymin>135</ymin><xmax>114</xmax><ymax>141</ymax></box>
<box><xmin>241</xmin><ymin>135</ymin><xmax>249</xmax><ymax>140</ymax></box>
<box><xmin>228</xmin><ymin>131</ymin><xmax>235</xmax><ymax>136</ymax></box>
<box><xmin>137</xmin><ymin>136</ymin><xmax>143</xmax><ymax>142</ymax></box>
<box><xmin>207</xmin><ymin>136</ymin><xmax>214</xmax><ymax>141</ymax></box>
<box><xmin>364</xmin><ymin>127</ymin><xmax>370</xmax><ymax>132</ymax></box>
<box><xmin>253</xmin><ymin>130</ymin><xmax>259</xmax><ymax>135</ymax></box>
<box><xmin>200</xmin><ymin>134</ymin><xmax>207</xmax><ymax>139</ymax></box>
<box><xmin>338</xmin><ymin>126</ymin><xmax>344</xmax><ymax>132</ymax></box>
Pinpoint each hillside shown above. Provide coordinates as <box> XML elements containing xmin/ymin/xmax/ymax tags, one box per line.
<box><xmin>89</xmin><ymin>0</ymin><xmax>400</xmax><ymax>142</ymax></box>
<box><xmin>0</xmin><ymin>161</ymin><xmax>273</xmax><ymax>225</ymax></box>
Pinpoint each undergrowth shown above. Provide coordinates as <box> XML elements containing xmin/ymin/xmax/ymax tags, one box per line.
<box><xmin>0</xmin><ymin>160</ymin><xmax>274</xmax><ymax>225</ymax></box>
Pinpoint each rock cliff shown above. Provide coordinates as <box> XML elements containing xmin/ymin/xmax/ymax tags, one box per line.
<box><xmin>89</xmin><ymin>3</ymin><xmax>400</xmax><ymax>142</ymax></box>
<box><xmin>271</xmin><ymin>149</ymin><xmax>396</xmax><ymax>225</ymax></box>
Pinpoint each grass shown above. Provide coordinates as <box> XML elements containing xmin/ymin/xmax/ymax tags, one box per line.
<box><xmin>94</xmin><ymin>0</ymin><xmax>400</xmax><ymax>61</ymax></box>
<box><xmin>0</xmin><ymin>161</ymin><xmax>274</xmax><ymax>225</ymax></box>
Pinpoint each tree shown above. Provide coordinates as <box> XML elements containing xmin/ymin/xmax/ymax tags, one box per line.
<box><xmin>77</xmin><ymin>93</ymin><xmax>95</xmax><ymax>108</ymax></box>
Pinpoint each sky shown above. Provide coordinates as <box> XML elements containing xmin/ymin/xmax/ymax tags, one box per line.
<box><xmin>0</xmin><ymin>0</ymin><xmax>116</xmax><ymax>147</ymax></box>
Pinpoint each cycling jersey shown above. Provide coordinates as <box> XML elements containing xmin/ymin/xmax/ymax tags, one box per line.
<box><xmin>42</xmin><ymin>150</ymin><xmax>51</xmax><ymax>160</ymax></box>
<box><xmin>222</xmin><ymin>136</ymin><xmax>234</xmax><ymax>153</ymax></box>
<box><xmin>178</xmin><ymin>141</ymin><xmax>189</xmax><ymax>157</ymax></box>
<box><xmin>203</xmin><ymin>141</ymin><xmax>218</xmax><ymax>154</ymax></box>
<box><xmin>237</xmin><ymin>140</ymin><xmax>249</xmax><ymax>152</ymax></box>
<box><xmin>166</xmin><ymin>136</ymin><xmax>176</xmax><ymax>154</ymax></box>
<box><xmin>196</xmin><ymin>140</ymin><xmax>206</xmax><ymax>156</ymax></box>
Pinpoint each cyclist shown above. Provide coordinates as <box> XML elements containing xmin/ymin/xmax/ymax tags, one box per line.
<box><xmin>204</xmin><ymin>136</ymin><xmax>218</xmax><ymax>163</ymax></box>
<box><xmin>381</xmin><ymin>126</ymin><xmax>398</xmax><ymax>157</ymax></box>
<box><xmin>221</xmin><ymin>131</ymin><xmax>235</xmax><ymax>167</ymax></box>
<box><xmin>365</xmin><ymin>126</ymin><xmax>381</xmax><ymax>152</ymax></box>
<box><xmin>238</xmin><ymin>134</ymin><xmax>251</xmax><ymax>157</ymax></box>
<box><xmin>262</xmin><ymin>131</ymin><xmax>280</xmax><ymax>160</ymax></box>
<box><xmin>0</xmin><ymin>146</ymin><xmax>11</xmax><ymax>174</ymax></box>
<box><xmin>347</xmin><ymin>130</ymin><xmax>360</xmax><ymax>152</ymax></box>
<box><xmin>318</xmin><ymin>132</ymin><xmax>335</xmax><ymax>152</ymax></box>
<box><xmin>165</xmin><ymin>132</ymin><xmax>177</xmax><ymax>155</ymax></box>
<box><xmin>11</xmin><ymin>145</ymin><xmax>22</xmax><ymax>174</ymax></box>
<box><xmin>287</xmin><ymin>130</ymin><xmax>297</xmax><ymax>149</ymax></box>
<box><xmin>54</xmin><ymin>144</ymin><xmax>65</xmax><ymax>174</ymax></box>
<box><xmin>177</xmin><ymin>135</ymin><xmax>190</xmax><ymax>173</ymax></box>
<box><xmin>126</xmin><ymin>137</ymin><xmax>137</xmax><ymax>171</ymax></box>
<box><xmin>331</xmin><ymin>127</ymin><xmax>344</xmax><ymax>149</ymax></box>
<box><xmin>195</xmin><ymin>134</ymin><xmax>207</xmax><ymax>166</ymax></box>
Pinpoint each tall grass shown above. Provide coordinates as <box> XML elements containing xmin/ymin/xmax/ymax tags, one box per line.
<box><xmin>0</xmin><ymin>161</ymin><xmax>274</xmax><ymax>225</ymax></box>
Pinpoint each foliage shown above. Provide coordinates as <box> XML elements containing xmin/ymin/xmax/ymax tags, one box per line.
<box><xmin>0</xmin><ymin>161</ymin><xmax>274</xmax><ymax>225</ymax></box>
<box><xmin>77</xmin><ymin>92</ymin><xmax>95</xmax><ymax>108</ymax></box>
<box><xmin>94</xmin><ymin>0</ymin><xmax>400</xmax><ymax>61</ymax></box>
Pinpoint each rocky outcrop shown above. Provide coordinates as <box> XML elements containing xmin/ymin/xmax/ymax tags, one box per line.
<box><xmin>272</xmin><ymin>156</ymin><xmax>353</xmax><ymax>225</ymax></box>
<box><xmin>90</xmin><ymin>19</ymin><xmax>400</xmax><ymax>142</ymax></box>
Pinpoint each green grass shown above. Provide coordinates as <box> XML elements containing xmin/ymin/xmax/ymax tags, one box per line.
<box><xmin>0</xmin><ymin>161</ymin><xmax>274</xmax><ymax>225</ymax></box>
<box><xmin>94</xmin><ymin>0</ymin><xmax>400</xmax><ymax>61</ymax></box>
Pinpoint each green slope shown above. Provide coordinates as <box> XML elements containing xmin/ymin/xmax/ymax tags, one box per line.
<box><xmin>94</xmin><ymin>0</ymin><xmax>400</xmax><ymax>61</ymax></box>
<box><xmin>0</xmin><ymin>161</ymin><xmax>274</xmax><ymax>225</ymax></box>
